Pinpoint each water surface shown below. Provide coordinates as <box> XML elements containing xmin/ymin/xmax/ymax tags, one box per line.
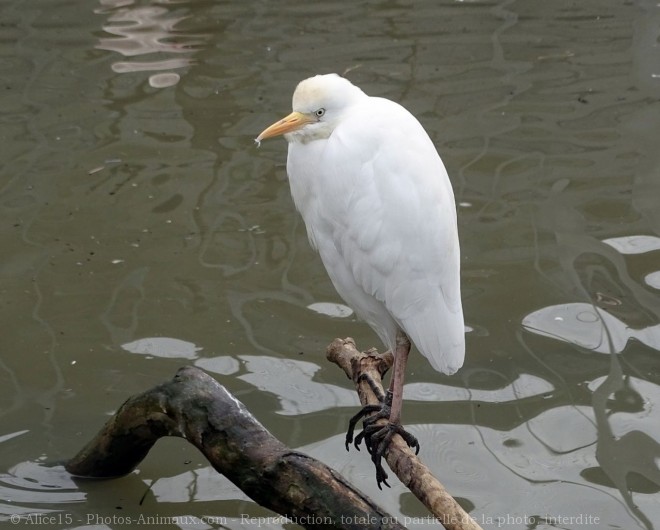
<box><xmin>1</xmin><ymin>0</ymin><xmax>659</xmax><ymax>528</ymax></box>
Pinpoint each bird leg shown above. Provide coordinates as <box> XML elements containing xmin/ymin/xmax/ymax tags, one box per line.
<box><xmin>345</xmin><ymin>331</ymin><xmax>420</xmax><ymax>489</ymax></box>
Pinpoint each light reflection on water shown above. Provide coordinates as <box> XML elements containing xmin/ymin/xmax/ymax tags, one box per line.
<box><xmin>1</xmin><ymin>0</ymin><xmax>659</xmax><ymax>528</ymax></box>
<box><xmin>95</xmin><ymin>0</ymin><xmax>206</xmax><ymax>87</ymax></box>
<box><xmin>523</xmin><ymin>303</ymin><xmax>660</xmax><ymax>354</ymax></box>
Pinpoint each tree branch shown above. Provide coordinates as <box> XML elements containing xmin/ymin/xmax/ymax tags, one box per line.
<box><xmin>66</xmin><ymin>366</ymin><xmax>405</xmax><ymax>530</ymax></box>
<box><xmin>327</xmin><ymin>337</ymin><xmax>484</xmax><ymax>530</ymax></box>
<box><xmin>66</xmin><ymin>340</ymin><xmax>484</xmax><ymax>530</ymax></box>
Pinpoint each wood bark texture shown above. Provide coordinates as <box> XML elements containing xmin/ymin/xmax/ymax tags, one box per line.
<box><xmin>67</xmin><ymin>339</ymin><xmax>484</xmax><ymax>530</ymax></box>
<box><xmin>327</xmin><ymin>338</ymin><xmax>484</xmax><ymax>530</ymax></box>
<box><xmin>66</xmin><ymin>365</ymin><xmax>404</xmax><ymax>530</ymax></box>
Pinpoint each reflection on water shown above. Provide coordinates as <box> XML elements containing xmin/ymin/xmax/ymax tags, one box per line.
<box><xmin>95</xmin><ymin>0</ymin><xmax>206</xmax><ymax>87</ymax></box>
<box><xmin>521</xmin><ymin>227</ymin><xmax>660</xmax><ymax>528</ymax></box>
<box><xmin>307</xmin><ymin>302</ymin><xmax>354</xmax><ymax>318</ymax></box>
<box><xmin>591</xmin><ymin>355</ymin><xmax>660</xmax><ymax>530</ymax></box>
<box><xmin>149</xmin><ymin>465</ymin><xmax>250</xmax><ymax>503</ymax></box>
<box><xmin>522</xmin><ymin>303</ymin><xmax>660</xmax><ymax>354</ymax></box>
<box><xmin>406</xmin><ymin>373</ymin><xmax>554</xmax><ymax>403</ymax></box>
<box><xmin>1</xmin><ymin>461</ymin><xmax>83</xmax><ymax>519</ymax></box>
<box><xmin>1</xmin><ymin>0</ymin><xmax>660</xmax><ymax>527</ymax></box>
<box><xmin>603</xmin><ymin>235</ymin><xmax>660</xmax><ymax>255</ymax></box>
<box><xmin>645</xmin><ymin>272</ymin><xmax>660</xmax><ymax>290</ymax></box>
<box><xmin>121</xmin><ymin>336</ymin><xmax>202</xmax><ymax>359</ymax></box>
<box><xmin>236</xmin><ymin>355</ymin><xmax>358</xmax><ymax>415</ymax></box>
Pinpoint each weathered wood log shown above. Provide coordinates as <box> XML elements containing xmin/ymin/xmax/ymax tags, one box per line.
<box><xmin>67</xmin><ymin>340</ymin><xmax>483</xmax><ymax>530</ymax></box>
<box><xmin>327</xmin><ymin>338</ymin><xmax>484</xmax><ymax>530</ymax></box>
<box><xmin>66</xmin><ymin>365</ymin><xmax>405</xmax><ymax>530</ymax></box>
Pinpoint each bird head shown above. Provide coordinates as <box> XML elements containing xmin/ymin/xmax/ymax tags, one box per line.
<box><xmin>256</xmin><ymin>73</ymin><xmax>366</xmax><ymax>145</ymax></box>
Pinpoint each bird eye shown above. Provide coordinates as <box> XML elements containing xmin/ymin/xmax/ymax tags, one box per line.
<box><xmin>315</xmin><ymin>108</ymin><xmax>326</xmax><ymax>118</ymax></box>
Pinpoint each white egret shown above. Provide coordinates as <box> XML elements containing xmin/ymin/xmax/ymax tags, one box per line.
<box><xmin>256</xmin><ymin>74</ymin><xmax>465</xmax><ymax>488</ymax></box>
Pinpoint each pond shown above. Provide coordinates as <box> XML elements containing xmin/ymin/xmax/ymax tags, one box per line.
<box><xmin>1</xmin><ymin>0</ymin><xmax>659</xmax><ymax>529</ymax></box>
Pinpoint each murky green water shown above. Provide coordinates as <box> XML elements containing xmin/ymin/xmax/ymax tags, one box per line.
<box><xmin>1</xmin><ymin>0</ymin><xmax>659</xmax><ymax>528</ymax></box>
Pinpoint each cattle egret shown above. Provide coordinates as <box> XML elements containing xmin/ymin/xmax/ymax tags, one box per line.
<box><xmin>256</xmin><ymin>73</ymin><xmax>465</xmax><ymax>488</ymax></box>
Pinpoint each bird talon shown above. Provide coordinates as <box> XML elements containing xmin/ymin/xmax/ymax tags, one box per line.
<box><xmin>361</xmin><ymin>420</ymin><xmax>420</xmax><ymax>488</ymax></box>
<box><xmin>376</xmin><ymin>465</ymin><xmax>390</xmax><ymax>490</ymax></box>
<box><xmin>396</xmin><ymin>426</ymin><xmax>420</xmax><ymax>453</ymax></box>
<box><xmin>354</xmin><ymin>429</ymin><xmax>368</xmax><ymax>451</ymax></box>
<box><xmin>371</xmin><ymin>430</ymin><xmax>395</xmax><ymax>490</ymax></box>
<box><xmin>345</xmin><ymin>403</ymin><xmax>382</xmax><ymax>452</ymax></box>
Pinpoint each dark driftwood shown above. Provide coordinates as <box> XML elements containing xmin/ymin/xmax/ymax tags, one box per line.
<box><xmin>67</xmin><ymin>341</ymin><xmax>483</xmax><ymax>530</ymax></box>
<box><xmin>66</xmin><ymin>366</ymin><xmax>404</xmax><ymax>530</ymax></box>
<box><xmin>327</xmin><ymin>338</ymin><xmax>484</xmax><ymax>530</ymax></box>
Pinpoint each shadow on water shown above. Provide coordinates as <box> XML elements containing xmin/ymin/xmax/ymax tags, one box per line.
<box><xmin>1</xmin><ymin>0</ymin><xmax>659</xmax><ymax>528</ymax></box>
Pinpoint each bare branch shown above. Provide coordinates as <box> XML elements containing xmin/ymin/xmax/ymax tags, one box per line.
<box><xmin>327</xmin><ymin>338</ymin><xmax>484</xmax><ymax>530</ymax></box>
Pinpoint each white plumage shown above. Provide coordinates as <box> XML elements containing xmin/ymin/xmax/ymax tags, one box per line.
<box><xmin>258</xmin><ymin>73</ymin><xmax>464</xmax><ymax>374</ymax></box>
<box><xmin>257</xmin><ymin>73</ymin><xmax>465</xmax><ymax>486</ymax></box>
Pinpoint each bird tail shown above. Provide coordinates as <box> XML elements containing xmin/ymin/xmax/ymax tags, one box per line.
<box><xmin>401</xmin><ymin>306</ymin><xmax>465</xmax><ymax>375</ymax></box>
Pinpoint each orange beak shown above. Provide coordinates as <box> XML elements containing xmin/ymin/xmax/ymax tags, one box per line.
<box><xmin>256</xmin><ymin>111</ymin><xmax>315</xmax><ymax>143</ymax></box>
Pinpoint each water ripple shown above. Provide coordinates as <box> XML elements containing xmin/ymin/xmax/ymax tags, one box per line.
<box><xmin>95</xmin><ymin>0</ymin><xmax>207</xmax><ymax>87</ymax></box>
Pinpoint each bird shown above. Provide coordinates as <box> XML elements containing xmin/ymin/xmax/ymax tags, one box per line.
<box><xmin>256</xmin><ymin>73</ymin><xmax>465</xmax><ymax>488</ymax></box>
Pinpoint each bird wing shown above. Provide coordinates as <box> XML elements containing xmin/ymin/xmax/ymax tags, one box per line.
<box><xmin>287</xmin><ymin>97</ymin><xmax>465</xmax><ymax>375</ymax></box>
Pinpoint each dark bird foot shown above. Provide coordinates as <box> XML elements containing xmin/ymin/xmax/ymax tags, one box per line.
<box><xmin>345</xmin><ymin>386</ymin><xmax>420</xmax><ymax>489</ymax></box>
<box><xmin>367</xmin><ymin>420</ymin><xmax>420</xmax><ymax>489</ymax></box>
<box><xmin>345</xmin><ymin>372</ymin><xmax>388</xmax><ymax>451</ymax></box>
